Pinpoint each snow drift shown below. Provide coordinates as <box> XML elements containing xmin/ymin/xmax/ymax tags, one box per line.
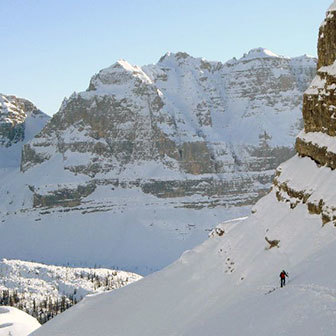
<box><xmin>0</xmin><ymin>306</ymin><xmax>40</xmax><ymax>336</ymax></box>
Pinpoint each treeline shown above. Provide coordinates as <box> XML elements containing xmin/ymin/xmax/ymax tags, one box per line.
<box><xmin>0</xmin><ymin>271</ymin><xmax>129</xmax><ymax>324</ymax></box>
<box><xmin>0</xmin><ymin>289</ymin><xmax>76</xmax><ymax>324</ymax></box>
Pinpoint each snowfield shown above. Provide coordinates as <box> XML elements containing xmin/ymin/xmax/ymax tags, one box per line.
<box><xmin>0</xmin><ymin>306</ymin><xmax>40</xmax><ymax>336</ymax></box>
<box><xmin>0</xmin><ymin>163</ymin><xmax>250</xmax><ymax>275</ymax></box>
<box><xmin>31</xmin><ymin>179</ymin><xmax>336</xmax><ymax>335</ymax></box>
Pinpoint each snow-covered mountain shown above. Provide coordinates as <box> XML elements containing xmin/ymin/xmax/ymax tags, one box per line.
<box><xmin>0</xmin><ymin>94</ymin><xmax>50</xmax><ymax>170</ymax></box>
<box><xmin>0</xmin><ymin>259</ymin><xmax>140</xmax><ymax>326</ymax></box>
<box><xmin>0</xmin><ymin>306</ymin><xmax>40</xmax><ymax>336</ymax></box>
<box><xmin>32</xmin><ymin>2</ymin><xmax>336</xmax><ymax>335</ymax></box>
<box><xmin>0</xmin><ymin>49</ymin><xmax>316</xmax><ymax>275</ymax></box>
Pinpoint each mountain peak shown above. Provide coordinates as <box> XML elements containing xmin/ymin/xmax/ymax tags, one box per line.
<box><xmin>301</xmin><ymin>54</ymin><xmax>316</xmax><ymax>59</ymax></box>
<box><xmin>290</xmin><ymin>54</ymin><xmax>317</xmax><ymax>66</ymax></box>
<box><xmin>328</xmin><ymin>1</ymin><xmax>336</xmax><ymax>11</ymax></box>
<box><xmin>0</xmin><ymin>94</ymin><xmax>48</xmax><ymax>127</ymax></box>
<box><xmin>157</xmin><ymin>51</ymin><xmax>199</xmax><ymax>68</ymax></box>
<box><xmin>0</xmin><ymin>94</ymin><xmax>26</xmax><ymax>126</ymax></box>
<box><xmin>240</xmin><ymin>48</ymin><xmax>282</xmax><ymax>61</ymax></box>
<box><xmin>102</xmin><ymin>59</ymin><xmax>141</xmax><ymax>74</ymax></box>
<box><xmin>87</xmin><ymin>59</ymin><xmax>152</xmax><ymax>92</ymax></box>
<box><xmin>158</xmin><ymin>51</ymin><xmax>192</xmax><ymax>63</ymax></box>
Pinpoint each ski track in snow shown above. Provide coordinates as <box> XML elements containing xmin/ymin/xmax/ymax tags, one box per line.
<box><xmin>262</xmin><ymin>283</ymin><xmax>336</xmax><ymax>299</ymax></box>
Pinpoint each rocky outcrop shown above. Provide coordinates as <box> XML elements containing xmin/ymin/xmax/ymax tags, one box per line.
<box><xmin>273</xmin><ymin>3</ymin><xmax>336</xmax><ymax>226</ymax></box>
<box><xmin>274</xmin><ymin>169</ymin><xmax>336</xmax><ymax>226</ymax></box>
<box><xmin>1</xmin><ymin>95</ymin><xmax>29</xmax><ymax>146</ymax></box>
<box><xmin>317</xmin><ymin>5</ymin><xmax>336</xmax><ymax>69</ymax></box>
<box><xmin>296</xmin><ymin>5</ymin><xmax>336</xmax><ymax>156</ymax></box>
<box><xmin>296</xmin><ymin>135</ymin><xmax>336</xmax><ymax>169</ymax></box>
<box><xmin>0</xmin><ymin>95</ymin><xmax>49</xmax><ymax>146</ymax></box>
<box><xmin>31</xmin><ymin>183</ymin><xmax>96</xmax><ymax>208</ymax></box>
<box><xmin>0</xmin><ymin>94</ymin><xmax>50</xmax><ymax>169</ymax></box>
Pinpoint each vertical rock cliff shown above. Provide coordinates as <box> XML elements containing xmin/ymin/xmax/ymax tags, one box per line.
<box><xmin>20</xmin><ymin>50</ymin><xmax>316</xmax><ymax>206</ymax></box>
<box><xmin>275</xmin><ymin>3</ymin><xmax>336</xmax><ymax>225</ymax></box>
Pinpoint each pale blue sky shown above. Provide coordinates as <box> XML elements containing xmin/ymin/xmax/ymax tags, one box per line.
<box><xmin>0</xmin><ymin>0</ymin><xmax>332</xmax><ymax>115</ymax></box>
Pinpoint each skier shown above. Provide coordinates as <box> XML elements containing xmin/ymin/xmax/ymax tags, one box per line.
<box><xmin>280</xmin><ymin>270</ymin><xmax>289</xmax><ymax>287</ymax></box>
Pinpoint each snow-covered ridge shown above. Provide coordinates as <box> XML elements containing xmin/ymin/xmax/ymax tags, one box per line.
<box><xmin>0</xmin><ymin>259</ymin><xmax>141</xmax><ymax>324</ymax></box>
<box><xmin>0</xmin><ymin>94</ymin><xmax>49</xmax><ymax>134</ymax></box>
<box><xmin>154</xmin><ymin>48</ymin><xmax>315</xmax><ymax>68</ymax></box>
<box><xmin>240</xmin><ymin>47</ymin><xmax>281</xmax><ymax>60</ymax></box>
<box><xmin>157</xmin><ymin>51</ymin><xmax>205</xmax><ymax>65</ymax></box>
<box><xmin>87</xmin><ymin>59</ymin><xmax>153</xmax><ymax>94</ymax></box>
<box><xmin>328</xmin><ymin>0</ymin><xmax>336</xmax><ymax>11</ymax></box>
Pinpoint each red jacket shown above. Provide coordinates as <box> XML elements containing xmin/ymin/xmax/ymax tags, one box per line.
<box><xmin>280</xmin><ymin>271</ymin><xmax>288</xmax><ymax>279</ymax></box>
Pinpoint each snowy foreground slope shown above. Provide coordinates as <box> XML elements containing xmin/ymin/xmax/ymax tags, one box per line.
<box><xmin>32</xmin><ymin>195</ymin><xmax>336</xmax><ymax>336</ymax></box>
<box><xmin>0</xmin><ymin>49</ymin><xmax>315</xmax><ymax>274</ymax></box>
<box><xmin>0</xmin><ymin>306</ymin><xmax>40</xmax><ymax>336</ymax></box>
<box><xmin>32</xmin><ymin>2</ymin><xmax>336</xmax><ymax>335</ymax></box>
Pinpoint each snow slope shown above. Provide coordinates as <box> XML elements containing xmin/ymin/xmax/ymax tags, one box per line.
<box><xmin>329</xmin><ymin>0</ymin><xmax>336</xmax><ymax>11</ymax></box>
<box><xmin>0</xmin><ymin>306</ymin><xmax>40</xmax><ymax>336</ymax></box>
<box><xmin>31</xmin><ymin>191</ymin><xmax>336</xmax><ymax>335</ymax></box>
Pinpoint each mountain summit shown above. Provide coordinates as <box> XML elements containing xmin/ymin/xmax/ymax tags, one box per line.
<box><xmin>240</xmin><ymin>47</ymin><xmax>281</xmax><ymax>60</ymax></box>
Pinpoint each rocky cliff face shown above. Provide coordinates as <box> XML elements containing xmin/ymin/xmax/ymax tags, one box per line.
<box><xmin>0</xmin><ymin>50</ymin><xmax>316</xmax><ymax>274</ymax></box>
<box><xmin>274</xmin><ymin>3</ymin><xmax>336</xmax><ymax>226</ymax></box>
<box><xmin>0</xmin><ymin>94</ymin><xmax>50</xmax><ymax>169</ymax></box>
<box><xmin>20</xmin><ymin>50</ymin><xmax>316</xmax><ymax>207</ymax></box>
